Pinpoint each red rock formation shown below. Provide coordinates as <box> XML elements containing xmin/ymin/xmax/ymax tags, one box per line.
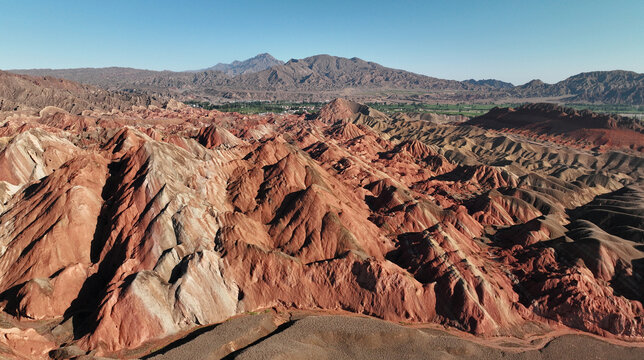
<box><xmin>0</xmin><ymin>154</ymin><xmax>107</xmax><ymax>319</ymax></box>
<box><xmin>468</xmin><ymin>103</ymin><xmax>644</xmax><ymax>152</ymax></box>
<box><xmin>0</xmin><ymin>98</ymin><xmax>641</xmax><ymax>357</ymax></box>
<box><xmin>196</xmin><ymin>124</ymin><xmax>244</xmax><ymax>148</ymax></box>
<box><xmin>0</xmin><ymin>327</ymin><xmax>55</xmax><ymax>359</ymax></box>
<box><xmin>316</xmin><ymin>98</ymin><xmax>366</xmax><ymax>123</ymax></box>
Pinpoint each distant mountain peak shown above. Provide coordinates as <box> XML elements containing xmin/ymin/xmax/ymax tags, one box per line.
<box><xmin>522</xmin><ymin>79</ymin><xmax>547</xmax><ymax>87</ymax></box>
<box><xmin>200</xmin><ymin>53</ymin><xmax>284</xmax><ymax>76</ymax></box>
<box><xmin>463</xmin><ymin>79</ymin><xmax>514</xmax><ymax>89</ymax></box>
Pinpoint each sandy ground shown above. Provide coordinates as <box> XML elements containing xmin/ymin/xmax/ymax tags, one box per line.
<box><xmin>134</xmin><ymin>310</ymin><xmax>644</xmax><ymax>360</ymax></box>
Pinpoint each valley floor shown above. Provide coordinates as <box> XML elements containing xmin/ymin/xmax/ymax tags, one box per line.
<box><xmin>136</xmin><ymin>310</ymin><xmax>644</xmax><ymax>360</ymax></box>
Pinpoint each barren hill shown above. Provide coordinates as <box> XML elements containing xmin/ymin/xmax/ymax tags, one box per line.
<box><xmin>199</xmin><ymin>53</ymin><xmax>284</xmax><ymax>76</ymax></box>
<box><xmin>13</xmin><ymin>55</ymin><xmax>473</xmax><ymax>91</ymax></box>
<box><xmin>464</xmin><ymin>78</ymin><xmax>514</xmax><ymax>89</ymax></box>
<box><xmin>231</xmin><ymin>54</ymin><xmax>472</xmax><ymax>91</ymax></box>
<box><xmin>515</xmin><ymin>71</ymin><xmax>644</xmax><ymax>104</ymax></box>
<box><xmin>0</xmin><ymin>70</ymin><xmax>160</xmax><ymax>114</ymax></box>
<box><xmin>10</xmin><ymin>56</ymin><xmax>643</xmax><ymax>104</ymax></box>
<box><xmin>468</xmin><ymin>103</ymin><xmax>644</xmax><ymax>151</ymax></box>
<box><xmin>0</xmin><ymin>95</ymin><xmax>643</xmax><ymax>357</ymax></box>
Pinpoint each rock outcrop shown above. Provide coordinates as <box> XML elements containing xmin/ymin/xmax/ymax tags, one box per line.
<box><xmin>468</xmin><ymin>103</ymin><xmax>644</xmax><ymax>151</ymax></box>
<box><xmin>0</xmin><ymin>70</ymin><xmax>159</xmax><ymax>115</ymax></box>
<box><xmin>0</xmin><ymin>98</ymin><xmax>642</xmax><ymax>358</ymax></box>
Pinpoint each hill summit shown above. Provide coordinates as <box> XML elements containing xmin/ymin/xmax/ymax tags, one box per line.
<box><xmin>201</xmin><ymin>53</ymin><xmax>284</xmax><ymax>76</ymax></box>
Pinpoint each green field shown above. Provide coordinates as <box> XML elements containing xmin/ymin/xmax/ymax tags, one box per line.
<box><xmin>185</xmin><ymin>100</ymin><xmax>644</xmax><ymax>119</ymax></box>
<box><xmin>365</xmin><ymin>103</ymin><xmax>513</xmax><ymax>117</ymax></box>
<box><xmin>184</xmin><ymin>100</ymin><xmax>322</xmax><ymax>115</ymax></box>
<box><xmin>565</xmin><ymin>103</ymin><xmax>644</xmax><ymax>114</ymax></box>
<box><xmin>367</xmin><ymin>103</ymin><xmax>644</xmax><ymax>118</ymax></box>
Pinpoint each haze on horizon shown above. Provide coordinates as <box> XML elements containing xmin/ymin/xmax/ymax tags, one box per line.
<box><xmin>1</xmin><ymin>0</ymin><xmax>642</xmax><ymax>85</ymax></box>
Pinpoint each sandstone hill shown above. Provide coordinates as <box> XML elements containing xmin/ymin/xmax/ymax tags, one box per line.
<box><xmin>468</xmin><ymin>103</ymin><xmax>644</xmax><ymax>151</ymax></box>
<box><xmin>0</xmin><ymin>70</ymin><xmax>160</xmax><ymax>114</ymax></box>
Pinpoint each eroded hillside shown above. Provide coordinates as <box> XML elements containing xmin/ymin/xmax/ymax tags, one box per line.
<box><xmin>0</xmin><ymin>97</ymin><xmax>642</xmax><ymax>358</ymax></box>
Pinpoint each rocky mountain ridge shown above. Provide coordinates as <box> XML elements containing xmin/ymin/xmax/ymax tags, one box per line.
<box><xmin>515</xmin><ymin>71</ymin><xmax>644</xmax><ymax>104</ymax></box>
<box><xmin>198</xmin><ymin>53</ymin><xmax>284</xmax><ymax>76</ymax></box>
<box><xmin>10</xmin><ymin>55</ymin><xmax>643</xmax><ymax>104</ymax></box>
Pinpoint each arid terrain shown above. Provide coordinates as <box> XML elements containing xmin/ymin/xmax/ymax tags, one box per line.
<box><xmin>0</xmin><ymin>71</ymin><xmax>160</xmax><ymax>114</ymax></box>
<box><xmin>0</xmin><ymin>72</ymin><xmax>642</xmax><ymax>359</ymax></box>
<box><xmin>11</xmin><ymin>54</ymin><xmax>644</xmax><ymax>104</ymax></box>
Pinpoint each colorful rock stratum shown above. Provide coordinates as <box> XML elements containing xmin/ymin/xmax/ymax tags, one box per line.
<box><xmin>0</xmin><ymin>93</ymin><xmax>643</xmax><ymax>358</ymax></box>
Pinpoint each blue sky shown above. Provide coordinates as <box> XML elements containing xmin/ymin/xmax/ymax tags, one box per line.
<box><xmin>1</xmin><ymin>0</ymin><xmax>642</xmax><ymax>84</ymax></box>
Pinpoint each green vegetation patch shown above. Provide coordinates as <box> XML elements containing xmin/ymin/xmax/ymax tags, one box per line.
<box><xmin>185</xmin><ymin>100</ymin><xmax>644</xmax><ymax>119</ymax></box>
<box><xmin>185</xmin><ymin>100</ymin><xmax>323</xmax><ymax>115</ymax></box>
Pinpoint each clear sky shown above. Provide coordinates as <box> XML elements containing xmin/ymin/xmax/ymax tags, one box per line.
<box><xmin>1</xmin><ymin>0</ymin><xmax>642</xmax><ymax>85</ymax></box>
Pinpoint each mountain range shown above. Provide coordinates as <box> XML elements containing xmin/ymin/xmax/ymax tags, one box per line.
<box><xmin>9</xmin><ymin>54</ymin><xmax>644</xmax><ymax>105</ymax></box>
